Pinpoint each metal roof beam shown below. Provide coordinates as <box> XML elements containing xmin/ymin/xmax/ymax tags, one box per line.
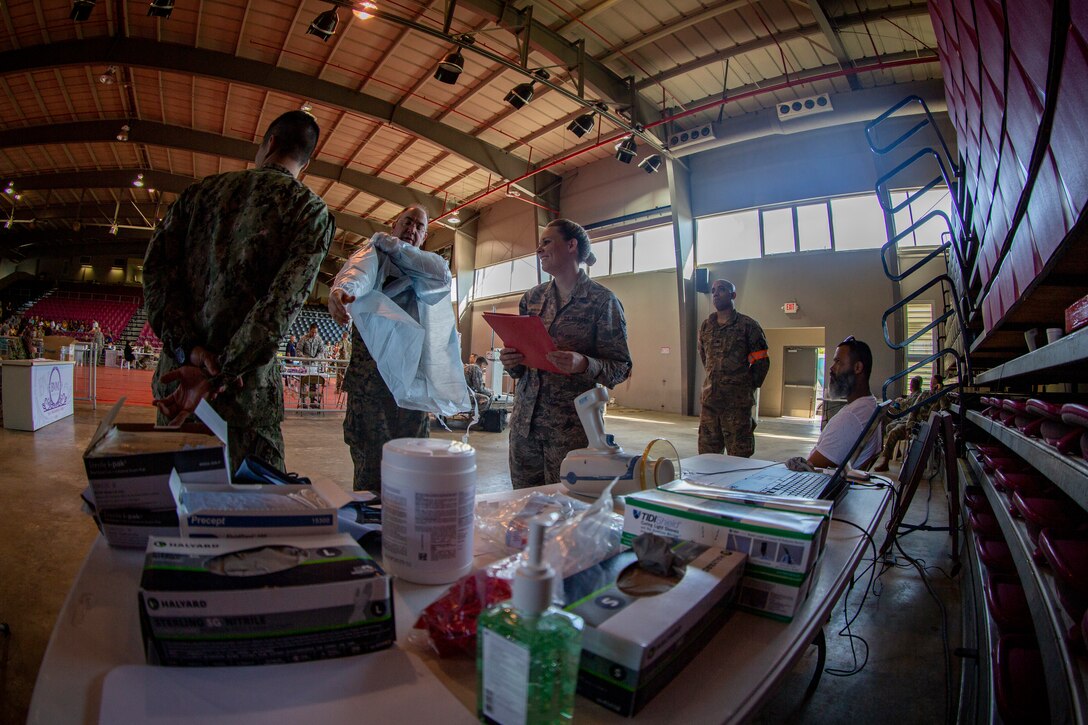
<box><xmin>633</xmin><ymin>3</ymin><xmax>929</xmax><ymax>90</ymax></box>
<box><xmin>806</xmin><ymin>0</ymin><xmax>862</xmax><ymax>91</ymax></box>
<box><xmin>0</xmin><ymin>37</ymin><xmax>558</xmax><ymax>195</ymax></box>
<box><xmin>8</xmin><ymin>169</ymin><xmax>386</xmax><ymax>238</ymax></box>
<box><xmin>0</xmin><ymin>120</ymin><xmax>444</xmax><ymax>214</ymax></box>
<box><xmin>454</xmin><ymin>0</ymin><xmax>659</xmax><ymax>125</ymax></box>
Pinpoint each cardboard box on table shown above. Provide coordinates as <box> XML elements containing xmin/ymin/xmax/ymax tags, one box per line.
<box><xmin>138</xmin><ymin>533</ymin><xmax>395</xmax><ymax>666</ymax></box>
<box><xmin>83</xmin><ymin>399</ymin><xmax>230</xmax><ymax>548</ymax></box>
<box><xmin>1</xmin><ymin>359</ymin><xmax>76</xmax><ymax>431</ymax></box>
<box><xmin>622</xmin><ymin>487</ymin><xmax>829</xmax><ymax>622</ymax></box>
<box><xmin>560</xmin><ymin>543</ymin><xmax>746</xmax><ymax>716</ymax></box>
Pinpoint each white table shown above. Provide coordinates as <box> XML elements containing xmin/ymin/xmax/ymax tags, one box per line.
<box><xmin>1</xmin><ymin>359</ymin><xmax>76</xmax><ymax>430</ymax></box>
<box><xmin>29</xmin><ymin>458</ymin><xmax>892</xmax><ymax>724</ymax></box>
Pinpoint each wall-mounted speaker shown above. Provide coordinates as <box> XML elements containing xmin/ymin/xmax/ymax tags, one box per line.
<box><xmin>695</xmin><ymin>268</ymin><xmax>710</xmax><ymax>293</ymax></box>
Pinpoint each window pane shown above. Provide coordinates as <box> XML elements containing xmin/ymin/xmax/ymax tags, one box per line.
<box><xmin>906</xmin><ymin>302</ymin><xmax>935</xmax><ymax>378</ymax></box>
<box><xmin>909</xmin><ymin>188</ymin><xmax>953</xmax><ymax>247</ymax></box>
<box><xmin>633</xmin><ymin>225</ymin><xmax>676</xmax><ymax>272</ymax></box>
<box><xmin>830</xmin><ymin>194</ymin><xmax>887</xmax><ymax>250</ymax></box>
<box><xmin>510</xmin><ymin>255</ymin><xmax>538</xmax><ymax>292</ymax></box>
<box><xmin>761</xmin><ymin>208</ymin><xmax>795</xmax><ymax>255</ymax></box>
<box><xmin>473</xmin><ymin>261</ymin><xmax>512</xmax><ymax>299</ymax></box>
<box><xmin>696</xmin><ymin>211</ymin><xmax>761</xmax><ymax>262</ymax></box>
<box><xmin>888</xmin><ymin>191</ymin><xmax>914</xmax><ymax>247</ymax></box>
<box><xmin>586</xmin><ymin>240</ymin><xmax>610</xmax><ymax>278</ymax></box>
<box><xmin>610</xmin><ymin>235</ymin><xmax>633</xmax><ymax>274</ymax></box>
<box><xmin>797</xmin><ymin>203</ymin><xmax>832</xmax><ymax>251</ymax></box>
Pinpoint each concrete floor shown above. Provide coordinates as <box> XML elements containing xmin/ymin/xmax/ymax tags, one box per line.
<box><xmin>0</xmin><ymin>403</ymin><xmax>961</xmax><ymax>723</ymax></box>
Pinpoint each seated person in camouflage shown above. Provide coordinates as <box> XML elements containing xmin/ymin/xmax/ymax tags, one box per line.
<box><xmin>499</xmin><ymin>219</ymin><xmax>632</xmax><ymax>489</ymax></box>
<box><xmin>464</xmin><ymin>355</ymin><xmax>493</xmax><ymax>412</ymax></box>
<box><xmin>145</xmin><ymin>110</ymin><xmax>335</xmax><ymax>473</ymax></box>
<box><xmin>327</xmin><ymin>204</ymin><xmax>451</xmax><ymax>492</ymax></box>
<box><xmin>871</xmin><ymin>376</ymin><xmax>924</xmax><ymax>471</ymax></box>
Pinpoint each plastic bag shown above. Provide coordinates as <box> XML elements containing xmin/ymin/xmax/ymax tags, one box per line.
<box><xmin>475</xmin><ymin>491</ymin><xmax>590</xmax><ymax>553</ymax></box>
<box><xmin>348</xmin><ymin>251</ymin><xmax>471</xmax><ymax>418</ymax></box>
<box><xmin>414</xmin><ymin>484</ymin><xmax>623</xmax><ymax>657</ymax></box>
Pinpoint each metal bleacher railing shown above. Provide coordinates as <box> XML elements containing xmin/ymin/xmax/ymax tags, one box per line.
<box><xmin>864</xmin><ymin>94</ymin><xmax>974</xmax><ymax>418</ymax></box>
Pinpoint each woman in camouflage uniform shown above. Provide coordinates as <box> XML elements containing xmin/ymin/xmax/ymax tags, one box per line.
<box><xmin>499</xmin><ymin>219</ymin><xmax>632</xmax><ymax>489</ymax></box>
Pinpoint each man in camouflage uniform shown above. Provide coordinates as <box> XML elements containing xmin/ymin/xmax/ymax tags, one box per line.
<box><xmin>464</xmin><ymin>356</ymin><xmax>493</xmax><ymax>411</ymax></box>
<box><xmin>873</xmin><ymin>373</ymin><xmax>949</xmax><ymax>471</ymax></box>
<box><xmin>698</xmin><ymin>279</ymin><xmax>770</xmax><ymax>457</ymax></box>
<box><xmin>504</xmin><ymin>269</ymin><xmax>632</xmax><ymax>489</ymax></box>
<box><xmin>144</xmin><ymin>110</ymin><xmax>335</xmax><ymax>473</ymax></box>
<box><xmin>327</xmin><ymin>205</ymin><xmax>451</xmax><ymax>492</ymax></box>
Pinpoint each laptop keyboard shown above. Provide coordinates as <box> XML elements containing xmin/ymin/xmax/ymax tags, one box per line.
<box><xmin>764</xmin><ymin>471</ymin><xmax>830</xmax><ymax>498</ymax></box>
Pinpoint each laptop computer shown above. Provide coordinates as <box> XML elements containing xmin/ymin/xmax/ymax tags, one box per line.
<box><xmin>725</xmin><ymin>400</ymin><xmax>890</xmax><ymax>502</ymax></box>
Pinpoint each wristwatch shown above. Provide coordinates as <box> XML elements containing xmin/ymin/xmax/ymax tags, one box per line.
<box><xmin>173</xmin><ymin>346</ymin><xmax>189</xmax><ymax>366</ymax></box>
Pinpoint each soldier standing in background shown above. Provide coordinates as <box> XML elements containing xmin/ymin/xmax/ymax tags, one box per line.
<box><xmin>499</xmin><ymin>219</ymin><xmax>632</xmax><ymax>489</ymax></box>
<box><xmin>327</xmin><ymin>205</ymin><xmax>451</xmax><ymax>493</ymax></box>
<box><xmin>145</xmin><ymin>110</ymin><xmax>335</xmax><ymax>472</ymax></box>
<box><xmin>698</xmin><ymin>279</ymin><xmax>770</xmax><ymax>457</ymax></box>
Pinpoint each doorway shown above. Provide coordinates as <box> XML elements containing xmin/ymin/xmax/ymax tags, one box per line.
<box><xmin>781</xmin><ymin>346</ymin><xmax>822</xmax><ymax>419</ymax></box>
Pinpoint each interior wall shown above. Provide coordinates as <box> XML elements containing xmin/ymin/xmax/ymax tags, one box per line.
<box><xmin>696</xmin><ymin>250</ymin><xmax>897</xmax><ymax>409</ymax></box>
<box><xmin>35</xmin><ymin>256</ymin><xmax>143</xmax><ymax>286</ymax></box>
<box><xmin>560</xmin><ymin>152</ymin><xmax>670</xmax><ymax>228</ymax></box>
<box><xmin>760</xmin><ymin>327</ymin><xmax>825</xmax><ymax>417</ymax></box>
<box><xmin>474</xmin><ymin>196</ymin><xmax>540</xmax><ymax>265</ymax></box>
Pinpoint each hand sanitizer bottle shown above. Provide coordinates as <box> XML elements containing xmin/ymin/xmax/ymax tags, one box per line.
<box><xmin>477</xmin><ymin>515</ymin><xmax>584</xmax><ymax>724</ymax></box>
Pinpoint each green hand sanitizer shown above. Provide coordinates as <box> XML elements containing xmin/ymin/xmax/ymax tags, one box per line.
<box><xmin>477</xmin><ymin>514</ymin><xmax>584</xmax><ymax>724</ymax></box>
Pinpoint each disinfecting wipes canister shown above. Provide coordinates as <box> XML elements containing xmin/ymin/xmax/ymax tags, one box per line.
<box><xmin>381</xmin><ymin>438</ymin><xmax>476</xmax><ymax>585</ymax></box>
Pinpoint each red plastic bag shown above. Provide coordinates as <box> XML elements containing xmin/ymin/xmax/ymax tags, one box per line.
<box><xmin>414</xmin><ymin>569</ymin><xmax>512</xmax><ymax>658</ymax></box>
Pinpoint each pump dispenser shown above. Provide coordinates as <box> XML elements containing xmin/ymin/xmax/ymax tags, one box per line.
<box><xmin>477</xmin><ymin>515</ymin><xmax>584</xmax><ymax>724</ymax></box>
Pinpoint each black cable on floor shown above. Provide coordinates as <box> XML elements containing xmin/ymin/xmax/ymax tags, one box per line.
<box><xmin>823</xmin><ymin>516</ymin><xmax>883</xmax><ymax>677</ymax></box>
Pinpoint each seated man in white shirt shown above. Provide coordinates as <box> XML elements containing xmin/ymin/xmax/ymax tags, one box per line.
<box><xmin>788</xmin><ymin>336</ymin><xmax>880</xmax><ymax>471</ymax></box>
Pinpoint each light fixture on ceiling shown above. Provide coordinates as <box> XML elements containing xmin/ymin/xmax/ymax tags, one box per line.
<box><xmin>447</xmin><ymin>209</ymin><xmax>461</xmax><ymax>225</ymax></box>
<box><xmin>352</xmin><ymin>1</ymin><xmax>377</xmax><ymax>20</ymax></box>
<box><xmin>567</xmin><ymin>113</ymin><xmax>595</xmax><ymax>138</ymax></box>
<box><xmin>300</xmin><ymin>101</ymin><xmax>313</xmax><ymax>113</ymax></box>
<box><xmin>3</xmin><ymin>219</ymin><xmax>11</xmax><ymax>230</ymax></box>
<box><xmin>13</xmin><ymin>194</ymin><xmax>21</xmax><ymax>201</ymax></box>
<box><xmin>638</xmin><ymin>155</ymin><xmax>662</xmax><ymax>174</ymax></box>
<box><xmin>614</xmin><ymin>135</ymin><xmax>637</xmax><ymax>164</ymax></box>
<box><xmin>116</xmin><ymin>124</ymin><xmax>130</xmax><ymax>141</ymax></box>
<box><xmin>433</xmin><ymin>50</ymin><xmax>465</xmax><ymax>85</ymax></box>
<box><xmin>504</xmin><ymin>69</ymin><xmax>550</xmax><ymax>110</ymax></box>
<box><xmin>306</xmin><ymin>8</ymin><xmax>339</xmax><ymax>40</ymax></box>
<box><xmin>132</xmin><ymin>173</ymin><xmax>145</xmax><ymax>188</ymax></box>
<box><xmin>97</xmin><ymin>66</ymin><xmax>118</xmax><ymax>85</ymax></box>
<box><xmin>70</xmin><ymin>0</ymin><xmax>96</xmax><ymax>21</ymax></box>
<box><xmin>3</xmin><ymin>182</ymin><xmax>14</xmax><ymax>195</ymax></box>
<box><xmin>147</xmin><ymin>0</ymin><xmax>174</xmax><ymax>18</ymax></box>
<box><xmin>109</xmin><ymin>223</ymin><xmax>119</xmax><ymax>235</ymax></box>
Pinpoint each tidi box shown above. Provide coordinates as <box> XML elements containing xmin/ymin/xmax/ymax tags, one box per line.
<box><xmin>560</xmin><ymin>542</ymin><xmax>746</xmax><ymax>717</ymax></box>
<box><xmin>138</xmin><ymin>533</ymin><xmax>395</xmax><ymax>666</ymax></box>
<box><xmin>622</xmin><ymin>488</ymin><xmax>828</xmax><ymax>622</ymax></box>
<box><xmin>171</xmin><ymin>471</ymin><xmax>353</xmax><ymax>538</ymax></box>
<box><xmin>83</xmin><ymin>398</ymin><xmax>230</xmax><ymax>548</ymax></box>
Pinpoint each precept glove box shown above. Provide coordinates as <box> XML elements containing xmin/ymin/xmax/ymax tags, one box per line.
<box><xmin>561</xmin><ymin>542</ymin><xmax>746</xmax><ymax>717</ymax></box>
<box><xmin>83</xmin><ymin>399</ymin><xmax>230</xmax><ymax>548</ymax></box>
<box><xmin>138</xmin><ymin>533</ymin><xmax>395</xmax><ymax>666</ymax></box>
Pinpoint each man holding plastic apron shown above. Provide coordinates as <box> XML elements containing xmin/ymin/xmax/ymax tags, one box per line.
<box><xmin>327</xmin><ymin>205</ymin><xmax>451</xmax><ymax>492</ymax></box>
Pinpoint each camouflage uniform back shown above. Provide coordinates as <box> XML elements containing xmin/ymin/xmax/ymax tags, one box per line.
<box><xmin>507</xmin><ymin>271</ymin><xmax>632</xmax><ymax>488</ymax></box>
<box><xmin>698</xmin><ymin>310</ymin><xmax>770</xmax><ymax>457</ymax></box>
<box><xmin>144</xmin><ymin>164</ymin><xmax>334</xmax><ymax>472</ymax></box>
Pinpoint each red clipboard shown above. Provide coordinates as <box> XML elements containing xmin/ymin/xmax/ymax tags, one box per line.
<box><xmin>482</xmin><ymin>312</ymin><xmax>566</xmax><ymax>375</ymax></box>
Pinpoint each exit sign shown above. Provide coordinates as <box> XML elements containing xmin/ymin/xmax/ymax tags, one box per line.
<box><xmin>783</xmin><ymin>302</ymin><xmax>799</xmax><ymax>314</ymax></box>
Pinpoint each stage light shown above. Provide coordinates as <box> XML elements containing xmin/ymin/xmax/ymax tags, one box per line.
<box><xmin>116</xmin><ymin>124</ymin><xmax>130</xmax><ymax>142</ymax></box>
<box><xmin>97</xmin><ymin>66</ymin><xmax>118</xmax><ymax>85</ymax></box>
<box><xmin>567</xmin><ymin>113</ymin><xmax>595</xmax><ymax>138</ymax></box>
<box><xmin>147</xmin><ymin>0</ymin><xmax>174</xmax><ymax>18</ymax></box>
<box><xmin>306</xmin><ymin>9</ymin><xmax>339</xmax><ymax>40</ymax></box>
<box><xmin>434</xmin><ymin>50</ymin><xmax>465</xmax><ymax>85</ymax></box>
<box><xmin>638</xmin><ymin>155</ymin><xmax>662</xmax><ymax>174</ymax></box>
<box><xmin>448</xmin><ymin>210</ymin><xmax>461</xmax><ymax>225</ymax></box>
<box><xmin>352</xmin><ymin>1</ymin><xmax>377</xmax><ymax>20</ymax></box>
<box><xmin>505</xmin><ymin>82</ymin><xmax>535</xmax><ymax>109</ymax></box>
<box><xmin>132</xmin><ymin>173</ymin><xmax>145</xmax><ymax>188</ymax></box>
<box><xmin>614</xmin><ymin>135</ymin><xmax>637</xmax><ymax>164</ymax></box>
<box><xmin>70</xmin><ymin>0</ymin><xmax>96</xmax><ymax>21</ymax></box>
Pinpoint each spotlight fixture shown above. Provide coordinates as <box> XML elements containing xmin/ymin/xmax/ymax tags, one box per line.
<box><xmin>3</xmin><ymin>182</ymin><xmax>13</xmax><ymax>195</ymax></box>
<box><xmin>116</xmin><ymin>124</ymin><xmax>130</xmax><ymax>142</ymax></box>
<box><xmin>97</xmin><ymin>66</ymin><xmax>118</xmax><ymax>84</ymax></box>
<box><xmin>614</xmin><ymin>135</ymin><xmax>638</xmax><ymax>164</ymax></box>
<box><xmin>13</xmin><ymin>194</ymin><xmax>21</xmax><ymax>201</ymax></box>
<box><xmin>567</xmin><ymin>113</ymin><xmax>595</xmax><ymax>138</ymax></box>
<box><xmin>447</xmin><ymin>210</ymin><xmax>461</xmax><ymax>225</ymax></box>
<box><xmin>109</xmin><ymin>223</ymin><xmax>119</xmax><ymax>235</ymax></box>
<box><xmin>306</xmin><ymin>8</ymin><xmax>339</xmax><ymax>41</ymax></box>
<box><xmin>147</xmin><ymin>0</ymin><xmax>173</xmax><ymax>18</ymax></box>
<box><xmin>352</xmin><ymin>1</ymin><xmax>377</xmax><ymax>20</ymax></box>
<box><xmin>504</xmin><ymin>69</ymin><xmax>550</xmax><ymax>110</ymax></box>
<box><xmin>638</xmin><ymin>154</ymin><xmax>662</xmax><ymax>174</ymax></box>
<box><xmin>300</xmin><ymin>101</ymin><xmax>313</xmax><ymax>113</ymax></box>
<box><xmin>3</xmin><ymin>219</ymin><xmax>11</xmax><ymax>230</ymax></box>
<box><xmin>132</xmin><ymin>173</ymin><xmax>145</xmax><ymax>188</ymax></box>
<box><xmin>433</xmin><ymin>50</ymin><xmax>465</xmax><ymax>85</ymax></box>
<box><xmin>70</xmin><ymin>0</ymin><xmax>96</xmax><ymax>21</ymax></box>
